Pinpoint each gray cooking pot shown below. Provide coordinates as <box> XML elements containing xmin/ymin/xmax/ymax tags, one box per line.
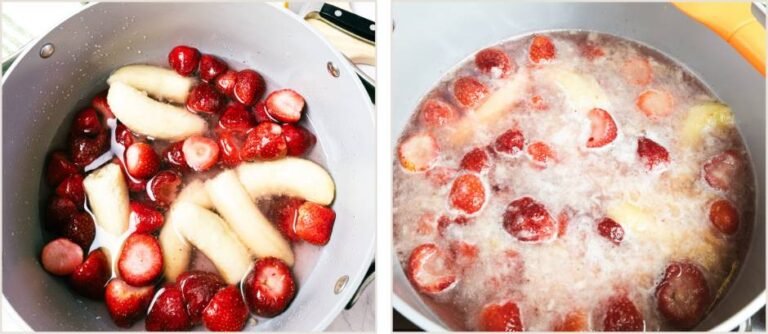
<box><xmin>392</xmin><ymin>2</ymin><xmax>765</xmax><ymax>331</ymax></box>
<box><xmin>2</xmin><ymin>2</ymin><xmax>375</xmax><ymax>331</ymax></box>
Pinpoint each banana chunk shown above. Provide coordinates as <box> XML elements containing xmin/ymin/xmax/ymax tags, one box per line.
<box><xmin>107</xmin><ymin>64</ymin><xmax>195</xmax><ymax>104</ymax></box>
<box><xmin>680</xmin><ymin>101</ymin><xmax>734</xmax><ymax>148</ymax></box>
<box><xmin>176</xmin><ymin>179</ymin><xmax>213</xmax><ymax>209</ymax></box>
<box><xmin>543</xmin><ymin>66</ymin><xmax>610</xmax><ymax>112</ymax></box>
<box><xmin>206</xmin><ymin>170</ymin><xmax>294</xmax><ymax>266</ymax></box>
<box><xmin>83</xmin><ymin>163</ymin><xmax>129</xmax><ymax>236</ymax></box>
<box><xmin>168</xmin><ymin>202</ymin><xmax>252</xmax><ymax>285</ymax></box>
<box><xmin>159</xmin><ymin>221</ymin><xmax>190</xmax><ymax>282</ymax></box>
<box><xmin>107</xmin><ymin>81</ymin><xmax>207</xmax><ymax>141</ymax></box>
<box><xmin>237</xmin><ymin>158</ymin><xmax>335</xmax><ymax>206</ymax></box>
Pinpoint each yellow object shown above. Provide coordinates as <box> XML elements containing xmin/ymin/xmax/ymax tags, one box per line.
<box><xmin>680</xmin><ymin>101</ymin><xmax>734</xmax><ymax>147</ymax></box>
<box><xmin>674</xmin><ymin>2</ymin><xmax>766</xmax><ymax>76</ymax></box>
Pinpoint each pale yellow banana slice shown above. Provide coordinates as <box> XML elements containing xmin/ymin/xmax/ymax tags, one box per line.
<box><xmin>176</xmin><ymin>179</ymin><xmax>213</xmax><ymax>209</ymax></box>
<box><xmin>107</xmin><ymin>81</ymin><xmax>207</xmax><ymax>141</ymax></box>
<box><xmin>107</xmin><ymin>64</ymin><xmax>195</xmax><ymax>104</ymax></box>
<box><xmin>206</xmin><ymin>170</ymin><xmax>294</xmax><ymax>266</ymax></box>
<box><xmin>83</xmin><ymin>163</ymin><xmax>129</xmax><ymax>236</ymax></box>
<box><xmin>542</xmin><ymin>66</ymin><xmax>610</xmax><ymax>112</ymax></box>
<box><xmin>159</xmin><ymin>221</ymin><xmax>190</xmax><ymax>282</ymax></box>
<box><xmin>237</xmin><ymin>157</ymin><xmax>335</xmax><ymax>206</ymax></box>
<box><xmin>680</xmin><ymin>101</ymin><xmax>734</xmax><ymax>148</ymax></box>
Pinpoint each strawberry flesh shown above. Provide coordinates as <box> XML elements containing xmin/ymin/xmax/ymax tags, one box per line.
<box><xmin>69</xmin><ymin>131</ymin><xmax>109</xmax><ymax>167</ymax></box>
<box><xmin>62</xmin><ymin>212</ymin><xmax>96</xmax><ymax>251</ymax></box>
<box><xmin>406</xmin><ymin>243</ymin><xmax>456</xmax><ymax>294</ymax></box>
<box><xmin>55</xmin><ymin>174</ymin><xmax>85</xmax><ymax>204</ymax></box>
<box><xmin>244</xmin><ymin>257</ymin><xmax>297</xmax><ymax>317</ymax></box>
<box><xmin>494</xmin><ymin>129</ymin><xmax>525</xmax><ymax>156</ymax></box>
<box><xmin>460</xmin><ymin>147</ymin><xmax>492</xmax><ymax>172</ymax></box>
<box><xmin>217</xmin><ymin>103</ymin><xmax>254</xmax><ymax>132</ymax></box>
<box><xmin>475</xmin><ymin>48</ymin><xmax>514</xmax><ymax>78</ymax></box>
<box><xmin>529</xmin><ymin>35</ymin><xmax>556</xmax><ymax>63</ymax></box>
<box><xmin>636</xmin><ymin>89</ymin><xmax>674</xmax><ymax>120</ymax></box>
<box><xmin>118</xmin><ymin>233</ymin><xmax>163</xmax><ymax>287</ymax></box>
<box><xmin>420</xmin><ymin>98</ymin><xmax>458</xmax><ymax>127</ymax></box>
<box><xmin>217</xmin><ymin>130</ymin><xmax>245</xmax><ymax>167</ymax></box>
<box><xmin>397</xmin><ymin>133</ymin><xmax>439</xmax><ymax>172</ymax></box>
<box><xmin>177</xmin><ymin>271</ymin><xmax>225</xmax><ymax>325</ymax></box>
<box><xmin>449</xmin><ymin>174</ymin><xmax>486</xmax><ymax>214</ymax></box>
<box><xmin>202</xmin><ymin>285</ymin><xmax>249</xmax><ymax>331</ymax></box>
<box><xmin>265</xmin><ymin>89</ymin><xmax>305</xmax><ymax>123</ymax></box>
<box><xmin>586</xmin><ymin>108</ymin><xmax>618</xmax><ymax>148</ymax></box>
<box><xmin>703</xmin><ymin>150</ymin><xmax>742</xmax><ymax>192</ymax></box>
<box><xmin>268</xmin><ymin>196</ymin><xmax>305</xmax><ymax>241</ymax></box>
<box><xmin>453</xmin><ymin>77</ymin><xmax>488</xmax><ymax>108</ymax></box>
<box><xmin>655</xmin><ymin>262</ymin><xmax>711</xmax><ymax>329</ymax></box>
<box><xmin>129</xmin><ymin>201</ymin><xmax>165</xmax><ymax>234</ymax></box>
<box><xmin>71</xmin><ymin>108</ymin><xmax>103</xmax><ymax>137</ymax></box>
<box><xmin>503</xmin><ymin>197</ymin><xmax>555</xmax><ymax>242</ymax></box>
<box><xmin>115</xmin><ymin>122</ymin><xmax>136</xmax><ymax>147</ymax></box>
<box><xmin>162</xmin><ymin>140</ymin><xmax>190</xmax><ymax>172</ymax></box>
<box><xmin>637</xmin><ymin>137</ymin><xmax>669</xmax><ymax>170</ymax></box>
<box><xmin>147</xmin><ymin>170</ymin><xmax>182</xmax><ymax>209</ymax></box>
<box><xmin>214</xmin><ymin>70</ymin><xmax>238</xmax><ymax>98</ymax></box>
<box><xmin>124</xmin><ymin>142</ymin><xmax>160</xmax><ymax>179</ymax></box>
<box><xmin>91</xmin><ymin>91</ymin><xmax>115</xmax><ymax>120</ymax></box>
<box><xmin>241</xmin><ymin>122</ymin><xmax>288</xmax><ymax>161</ymax></box>
<box><xmin>46</xmin><ymin>196</ymin><xmax>78</xmax><ymax>232</ymax></box>
<box><xmin>479</xmin><ymin>301</ymin><xmax>524</xmax><ymax>331</ymax></box>
<box><xmin>597</xmin><ymin>217</ymin><xmax>624</xmax><ymax>245</ymax></box>
<box><xmin>709</xmin><ymin>199</ymin><xmax>739</xmax><ymax>235</ymax></box>
<box><xmin>182</xmin><ymin>136</ymin><xmax>220</xmax><ymax>172</ymax></box>
<box><xmin>69</xmin><ymin>248</ymin><xmax>111</xmax><ymax>299</ymax></box>
<box><xmin>603</xmin><ymin>294</ymin><xmax>644</xmax><ymax>331</ymax></box>
<box><xmin>186</xmin><ymin>83</ymin><xmax>223</xmax><ymax>113</ymax></box>
<box><xmin>105</xmin><ymin>278</ymin><xmax>155</xmax><ymax>328</ymax></box>
<box><xmin>294</xmin><ymin>202</ymin><xmax>336</xmax><ymax>245</ymax></box>
<box><xmin>622</xmin><ymin>57</ymin><xmax>652</xmax><ymax>86</ymax></box>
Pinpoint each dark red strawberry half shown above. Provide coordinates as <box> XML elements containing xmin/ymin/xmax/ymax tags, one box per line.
<box><xmin>655</xmin><ymin>262</ymin><xmax>711</xmax><ymax>329</ymax></box>
<box><xmin>145</xmin><ymin>284</ymin><xmax>192</xmax><ymax>331</ymax></box>
<box><xmin>265</xmin><ymin>89</ymin><xmax>306</xmax><ymax>123</ymax></box>
<box><xmin>479</xmin><ymin>301</ymin><xmax>524</xmax><ymax>331</ymax></box>
<box><xmin>69</xmin><ymin>248</ymin><xmax>111</xmax><ymax>299</ymax></box>
<box><xmin>177</xmin><ymin>270</ymin><xmax>225</xmax><ymax>325</ymax></box>
<box><xmin>168</xmin><ymin>45</ymin><xmax>200</xmax><ymax>76</ymax></box>
<box><xmin>244</xmin><ymin>257</ymin><xmax>297</xmax><ymax>317</ymax></box>
<box><xmin>406</xmin><ymin>243</ymin><xmax>456</xmax><ymax>294</ymax></box>
<box><xmin>105</xmin><ymin>278</ymin><xmax>155</xmax><ymax>328</ymax></box>
<box><xmin>503</xmin><ymin>196</ymin><xmax>555</xmax><ymax>242</ymax></box>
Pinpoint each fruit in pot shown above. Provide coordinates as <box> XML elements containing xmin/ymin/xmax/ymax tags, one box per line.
<box><xmin>244</xmin><ymin>257</ymin><xmax>296</xmax><ymax>317</ymax></box>
<box><xmin>199</xmin><ymin>54</ymin><xmax>228</xmax><ymax>83</ymax></box>
<box><xmin>46</xmin><ymin>151</ymin><xmax>79</xmax><ymax>186</ymax></box>
<box><xmin>147</xmin><ymin>170</ymin><xmax>182</xmax><ymax>209</ymax></box>
<box><xmin>479</xmin><ymin>301</ymin><xmax>524</xmax><ymax>331</ymax></box>
<box><xmin>124</xmin><ymin>142</ymin><xmax>161</xmax><ymax>179</ymax></box>
<box><xmin>398</xmin><ymin>133</ymin><xmax>439</xmax><ymax>172</ymax></box>
<box><xmin>129</xmin><ymin>201</ymin><xmax>165</xmax><ymax>234</ymax></box>
<box><xmin>294</xmin><ymin>202</ymin><xmax>336</xmax><ymax>245</ymax></box>
<box><xmin>406</xmin><ymin>243</ymin><xmax>457</xmax><ymax>294</ymax></box>
<box><xmin>182</xmin><ymin>136</ymin><xmax>220</xmax><ymax>172</ymax></box>
<box><xmin>202</xmin><ymin>285</ymin><xmax>250</xmax><ymax>331</ymax></box>
<box><xmin>214</xmin><ymin>70</ymin><xmax>238</xmax><ymax>97</ymax></box>
<box><xmin>233</xmin><ymin>69</ymin><xmax>265</xmax><ymax>106</ymax></box>
<box><xmin>282</xmin><ymin>124</ymin><xmax>317</xmax><ymax>156</ymax></box>
<box><xmin>117</xmin><ymin>233</ymin><xmax>163</xmax><ymax>287</ymax></box>
<box><xmin>108</xmin><ymin>64</ymin><xmax>196</xmax><ymax>104</ymax></box>
<box><xmin>69</xmin><ymin>248</ymin><xmax>111</xmax><ymax>299</ymax></box>
<box><xmin>61</xmin><ymin>212</ymin><xmax>96</xmax><ymax>251</ymax></box>
<box><xmin>236</xmin><ymin>157</ymin><xmax>336</xmax><ymax>205</ymax></box>
<box><xmin>177</xmin><ymin>271</ymin><xmax>225</xmax><ymax>325</ymax></box>
<box><xmin>241</xmin><ymin>122</ymin><xmax>288</xmax><ymax>161</ymax></box>
<box><xmin>41</xmin><ymin>238</ymin><xmax>84</xmax><ymax>276</ymax></box>
<box><xmin>105</xmin><ymin>278</ymin><xmax>155</xmax><ymax>328</ymax></box>
<box><xmin>265</xmin><ymin>89</ymin><xmax>306</xmax><ymax>123</ymax></box>
<box><xmin>145</xmin><ymin>283</ymin><xmax>192</xmax><ymax>331</ymax></box>
<box><xmin>186</xmin><ymin>83</ymin><xmax>223</xmax><ymax>114</ymax></box>
<box><xmin>83</xmin><ymin>163</ymin><xmax>130</xmax><ymax>236</ymax></box>
<box><xmin>167</xmin><ymin>45</ymin><xmax>200</xmax><ymax>77</ymax></box>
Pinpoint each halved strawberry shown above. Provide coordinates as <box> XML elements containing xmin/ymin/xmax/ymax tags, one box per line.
<box><xmin>529</xmin><ymin>35</ymin><xmax>556</xmax><ymax>63</ymax></box>
<box><xmin>233</xmin><ymin>69</ymin><xmax>265</xmax><ymax>106</ymax></box>
<box><xmin>527</xmin><ymin>141</ymin><xmax>556</xmax><ymax>166</ymax></box>
<box><xmin>709</xmin><ymin>199</ymin><xmax>739</xmax><ymax>235</ymax></box>
<box><xmin>655</xmin><ymin>262</ymin><xmax>711</xmax><ymax>329</ymax></box>
<box><xmin>217</xmin><ymin>130</ymin><xmax>245</xmax><ymax>167</ymax></box>
<box><xmin>244</xmin><ymin>257</ymin><xmax>297</xmax><ymax>317</ymax></box>
<box><xmin>266</xmin><ymin>89</ymin><xmax>306</xmax><ymax>123</ymax></box>
<box><xmin>581</xmin><ymin>43</ymin><xmax>605</xmax><ymax>61</ymax></box>
<box><xmin>426</xmin><ymin>166</ymin><xmax>458</xmax><ymax>187</ymax></box>
<box><xmin>475</xmin><ymin>48</ymin><xmax>514</xmax><ymax>78</ymax></box>
<box><xmin>69</xmin><ymin>248</ymin><xmax>111</xmax><ymax>299</ymax></box>
<box><xmin>177</xmin><ymin>271</ymin><xmax>225</xmax><ymax>325</ymax></box>
<box><xmin>252</xmin><ymin>101</ymin><xmax>274</xmax><ymax>123</ymax></box>
<box><xmin>479</xmin><ymin>301</ymin><xmax>524</xmax><ymax>331</ymax></box>
<box><xmin>105</xmin><ymin>278</ymin><xmax>155</xmax><ymax>328</ymax></box>
<box><xmin>199</xmin><ymin>54</ymin><xmax>229</xmax><ymax>83</ymax></box>
<box><xmin>71</xmin><ymin>108</ymin><xmax>103</xmax><ymax>137</ymax></box>
<box><xmin>182</xmin><ymin>136</ymin><xmax>220</xmax><ymax>172</ymax></box>
<box><xmin>46</xmin><ymin>196</ymin><xmax>78</xmax><ymax>232</ymax></box>
<box><xmin>622</xmin><ymin>57</ymin><xmax>652</xmax><ymax>86</ymax></box>
<box><xmin>553</xmin><ymin>310</ymin><xmax>589</xmax><ymax>331</ymax></box>
<box><xmin>162</xmin><ymin>140</ymin><xmax>190</xmax><ymax>172</ymax></box>
<box><xmin>282</xmin><ymin>124</ymin><xmax>317</xmax><ymax>157</ymax></box>
<box><xmin>241</xmin><ymin>122</ymin><xmax>288</xmax><ymax>161</ymax></box>
<box><xmin>55</xmin><ymin>174</ymin><xmax>85</xmax><ymax>204</ymax></box>
<box><xmin>453</xmin><ymin>77</ymin><xmax>488</xmax><ymax>108</ymax></box>
<box><xmin>460</xmin><ymin>147</ymin><xmax>492</xmax><ymax>172</ymax></box>
<box><xmin>129</xmin><ymin>201</ymin><xmax>164</xmax><ymax>234</ymax></box>
<box><xmin>186</xmin><ymin>83</ymin><xmax>223</xmax><ymax>114</ymax></box>
<box><xmin>449</xmin><ymin>174</ymin><xmax>486</xmax><ymax>214</ymax></box>
<box><xmin>41</xmin><ymin>238</ymin><xmax>84</xmax><ymax>276</ymax></box>
<box><xmin>217</xmin><ymin>103</ymin><xmax>254</xmax><ymax>132</ymax></box>
<box><xmin>46</xmin><ymin>151</ymin><xmax>79</xmax><ymax>186</ymax></box>
<box><xmin>503</xmin><ymin>197</ymin><xmax>556</xmax><ymax>242</ymax></box>
<box><xmin>214</xmin><ymin>70</ymin><xmax>238</xmax><ymax>98</ymax></box>
<box><xmin>406</xmin><ymin>243</ymin><xmax>456</xmax><ymax>294</ymax></box>
<box><xmin>91</xmin><ymin>90</ymin><xmax>115</xmax><ymax>120</ymax></box>
<box><xmin>70</xmin><ymin>131</ymin><xmax>109</xmax><ymax>167</ymax></box>
<box><xmin>202</xmin><ymin>285</ymin><xmax>249</xmax><ymax>331</ymax></box>
<box><xmin>124</xmin><ymin>142</ymin><xmax>160</xmax><ymax>179</ymax></box>
<box><xmin>398</xmin><ymin>133</ymin><xmax>439</xmax><ymax>172</ymax></box>
<box><xmin>597</xmin><ymin>217</ymin><xmax>624</xmax><ymax>245</ymax></box>
<box><xmin>586</xmin><ymin>108</ymin><xmax>618</xmax><ymax>148</ymax></box>
<box><xmin>437</xmin><ymin>215</ymin><xmax>472</xmax><ymax>237</ymax></box>
<box><xmin>115</xmin><ymin>158</ymin><xmax>148</xmax><ymax>193</ymax></box>
<box><xmin>115</xmin><ymin>122</ymin><xmax>136</xmax><ymax>147</ymax></box>
<box><xmin>294</xmin><ymin>202</ymin><xmax>336</xmax><ymax>245</ymax></box>
<box><xmin>603</xmin><ymin>294</ymin><xmax>644</xmax><ymax>331</ymax></box>
<box><xmin>637</xmin><ymin>137</ymin><xmax>669</xmax><ymax>171</ymax></box>
<box><xmin>420</xmin><ymin>98</ymin><xmax>458</xmax><ymax>127</ymax></box>
<box><xmin>703</xmin><ymin>150</ymin><xmax>742</xmax><ymax>192</ymax></box>
<box><xmin>636</xmin><ymin>89</ymin><xmax>674</xmax><ymax>120</ymax></box>
<box><xmin>145</xmin><ymin>284</ymin><xmax>192</xmax><ymax>331</ymax></box>
<box><xmin>62</xmin><ymin>212</ymin><xmax>96</xmax><ymax>251</ymax></box>
<box><xmin>118</xmin><ymin>233</ymin><xmax>163</xmax><ymax>287</ymax></box>
<box><xmin>494</xmin><ymin>129</ymin><xmax>525</xmax><ymax>156</ymax></box>
<box><xmin>557</xmin><ymin>207</ymin><xmax>574</xmax><ymax>237</ymax></box>
<box><xmin>168</xmin><ymin>45</ymin><xmax>200</xmax><ymax>76</ymax></box>
<box><xmin>268</xmin><ymin>196</ymin><xmax>304</xmax><ymax>241</ymax></box>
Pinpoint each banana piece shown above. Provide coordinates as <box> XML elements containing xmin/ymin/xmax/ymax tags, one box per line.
<box><xmin>107</xmin><ymin>81</ymin><xmax>207</xmax><ymax>141</ymax></box>
<box><xmin>542</xmin><ymin>66</ymin><xmax>610</xmax><ymax>112</ymax></box>
<box><xmin>107</xmin><ymin>64</ymin><xmax>195</xmax><ymax>104</ymax></box>
<box><xmin>159</xmin><ymin>221</ymin><xmax>190</xmax><ymax>282</ymax></box>
<box><xmin>680</xmin><ymin>101</ymin><xmax>734</xmax><ymax>148</ymax></box>
<box><xmin>176</xmin><ymin>179</ymin><xmax>213</xmax><ymax>209</ymax></box>
<box><xmin>237</xmin><ymin>158</ymin><xmax>335</xmax><ymax>206</ymax></box>
<box><xmin>168</xmin><ymin>202</ymin><xmax>252</xmax><ymax>285</ymax></box>
<box><xmin>206</xmin><ymin>170</ymin><xmax>295</xmax><ymax>266</ymax></box>
<box><xmin>83</xmin><ymin>163</ymin><xmax>130</xmax><ymax>236</ymax></box>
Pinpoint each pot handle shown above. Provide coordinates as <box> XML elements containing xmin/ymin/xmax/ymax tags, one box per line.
<box><xmin>345</xmin><ymin>262</ymin><xmax>374</xmax><ymax>310</ymax></box>
<box><xmin>674</xmin><ymin>2</ymin><xmax>766</xmax><ymax>76</ymax></box>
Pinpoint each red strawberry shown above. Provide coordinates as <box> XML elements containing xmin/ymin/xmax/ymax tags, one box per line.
<box><xmin>709</xmin><ymin>199</ymin><xmax>739</xmax><ymax>235</ymax></box>
<box><xmin>268</xmin><ymin>196</ymin><xmax>304</xmax><ymax>241</ymax></box>
<box><xmin>41</xmin><ymin>238</ymin><xmax>84</xmax><ymax>276</ymax></box>
<box><xmin>233</xmin><ymin>69</ymin><xmax>266</xmax><ymax>106</ymax></box>
<box><xmin>526</xmin><ymin>141</ymin><xmax>556</xmax><ymax>166</ymax></box>
<box><xmin>703</xmin><ymin>150</ymin><xmax>742</xmax><ymax>192</ymax></box>
<box><xmin>115</xmin><ymin>122</ymin><xmax>136</xmax><ymax>147</ymax></box>
<box><xmin>494</xmin><ymin>129</ymin><xmax>525</xmax><ymax>156</ymax></box>
<box><xmin>637</xmin><ymin>137</ymin><xmax>669</xmax><ymax>170</ymax></box>
<box><xmin>118</xmin><ymin>233</ymin><xmax>163</xmax><ymax>287</ymax></box>
<box><xmin>124</xmin><ymin>142</ymin><xmax>160</xmax><ymax>179</ymax></box>
<box><xmin>199</xmin><ymin>54</ymin><xmax>229</xmax><ymax>83</ymax></box>
<box><xmin>294</xmin><ymin>202</ymin><xmax>336</xmax><ymax>245</ymax></box>
<box><xmin>145</xmin><ymin>284</ymin><xmax>192</xmax><ymax>331</ymax></box>
<box><xmin>479</xmin><ymin>301</ymin><xmax>524</xmax><ymax>331</ymax></box>
<box><xmin>597</xmin><ymin>217</ymin><xmax>624</xmax><ymax>245</ymax></box>
<box><xmin>603</xmin><ymin>294</ymin><xmax>644</xmax><ymax>331</ymax></box>
<box><xmin>186</xmin><ymin>83</ymin><xmax>223</xmax><ymax>114</ymax></box>
<box><xmin>241</xmin><ymin>122</ymin><xmax>288</xmax><ymax>161</ymax></box>
<box><xmin>586</xmin><ymin>108</ymin><xmax>618</xmax><ymax>148</ymax></box>
<box><xmin>182</xmin><ymin>136</ymin><xmax>220</xmax><ymax>172</ymax></box>
<box><xmin>503</xmin><ymin>197</ymin><xmax>556</xmax><ymax>242</ymax></box>
<box><xmin>453</xmin><ymin>77</ymin><xmax>488</xmax><ymax>108</ymax></box>
<box><xmin>253</xmin><ymin>101</ymin><xmax>274</xmax><ymax>123</ymax></box>
<box><xmin>553</xmin><ymin>310</ymin><xmax>589</xmax><ymax>331</ymax></box>
<box><xmin>622</xmin><ymin>57</ymin><xmax>652</xmax><ymax>86</ymax></box>
<box><xmin>636</xmin><ymin>89</ymin><xmax>674</xmax><ymax>120</ymax></box>
<box><xmin>426</xmin><ymin>166</ymin><xmax>458</xmax><ymax>187</ymax></box>
<box><xmin>581</xmin><ymin>43</ymin><xmax>605</xmax><ymax>61</ymax></box>
<box><xmin>217</xmin><ymin>103</ymin><xmax>254</xmax><ymax>131</ymax></box>
<box><xmin>437</xmin><ymin>215</ymin><xmax>472</xmax><ymax>237</ymax></box>
<box><xmin>62</xmin><ymin>212</ymin><xmax>96</xmax><ymax>251</ymax></box>
<box><xmin>168</xmin><ymin>45</ymin><xmax>200</xmax><ymax>76</ymax></box>
<box><xmin>162</xmin><ymin>140</ymin><xmax>190</xmax><ymax>172</ymax></box>
<box><xmin>530</xmin><ymin>95</ymin><xmax>548</xmax><ymax>111</ymax></box>
<box><xmin>557</xmin><ymin>207</ymin><xmax>574</xmax><ymax>237</ymax></box>
<box><xmin>529</xmin><ymin>35</ymin><xmax>556</xmax><ymax>63</ymax></box>
<box><xmin>460</xmin><ymin>147</ymin><xmax>491</xmax><ymax>172</ymax></box>
<box><xmin>655</xmin><ymin>262</ymin><xmax>711</xmax><ymax>329</ymax></box>
<box><xmin>282</xmin><ymin>124</ymin><xmax>317</xmax><ymax>156</ymax></box>
<box><xmin>449</xmin><ymin>174</ymin><xmax>486</xmax><ymax>214</ymax></box>
<box><xmin>420</xmin><ymin>98</ymin><xmax>458</xmax><ymax>127</ymax></box>
<box><xmin>46</xmin><ymin>151</ymin><xmax>79</xmax><ymax>185</ymax></box>
<box><xmin>129</xmin><ymin>201</ymin><xmax>164</xmax><ymax>234</ymax></box>
<box><xmin>397</xmin><ymin>133</ymin><xmax>439</xmax><ymax>172</ymax></box>
<box><xmin>214</xmin><ymin>70</ymin><xmax>238</xmax><ymax>97</ymax></box>
<box><xmin>265</xmin><ymin>89</ymin><xmax>306</xmax><ymax>123</ymax></box>
<box><xmin>244</xmin><ymin>257</ymin><xmax>297</xmax><ymax>317</ymax></box>
<box><xmin>46</xmin><ymin>196</ymin><xmax>78</xmax><ymax>232</ymax></box>
<box><xmin>202</xmin><ymin>285</ymin><xmax>250</xmax><ymax>331</ymax></box>
<box><xmin>406</xmin><ymin>243</ymin><xmax>456</xmax><ymax>294</ymax></box>
<box><xmin>217</xmin><ymin>130</ymin><xmax>245</xmax><ymax>167</ymax></box>
<box><xmin>55</xmin><ymin>174</ymin><xmax>85</xmax><ymax>204</ymax></box>
<box><xmin>116</xmin><ymin>158</ymin><xmax>149</xmax><ymax>193</ymax></box>
<box><xmin>475</xmin><ymin>48</ymin><xmax>514</xmax><ymax>78</ymax></box>
<box><xmin>69</xmin><ymin>248</ymin><xmax>111</xmax><ymax>299</ymax></box>
<box><xmin>147</xmin><ymin>170</ymin><xmax>182</xmax><ymax>209</ymax></box>
<box><xmin>71</xmin><ymin>108</ymin><xmax>103</xmax><ymax>137</ymax></box>
<box><xmin>177</xmin><ymin>271</ymin><xmax>225</xmax><ymax>324</ymax></box>
<box><xmin>105</xmin><ymin>278</ymin><xmax>155</xmax><ymax>328</ymax></box>
<box><xmin>91</xmin><ymin>91</ymin><xmax>115</xmax><ymax>120</ymax></box>
<box><xmin>70</xmin><ymin>131</ymin><xmax>109</xmax><ymax>167</ymax></box>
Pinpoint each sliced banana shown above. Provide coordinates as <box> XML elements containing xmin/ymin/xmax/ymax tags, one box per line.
<box><xmin>83</xmin><ymin>163</ymin><xmax>129</xmax><ymax>236</ymax></box>
<box><xmin>206</xmin><ymin>170</ymin><xmax>295</xmax><ymax>266</ymax></box>
<box><xmin>159</xmin><ymin>220</ymin><xmax>190</xmax><ymax>282</ymax></box>
<box><xmin>176</xmin><ymin>179</ymin><xmax>213</xmax><ymax>209</ymax></box>
<box><xmin>542</xmin><ymin>66</ymin><xmax>610</xmax><ymax>112</ymax></box>
<box><xmin>107</xmin><ymin>81</ymin><xmax>207</xmax><ymax>141</ymax></box>
<box><xmin>107</xmin><ymin>64</ymin><xmax>195</xmax><ymax>104</ymax></box>
<box><xmin>237</xmin><ymin>158</ymin><xmax>335</xmax><ymax>206</ymax></box>
<box><xmin>168</xmin><ymin>202</ymin><xmax>252</xmax><ymax>285</ymax></box>
<box><xmin>680</xmin><ymin>101</ymin><xmax>734</xmax><ymax>148</ymax></box>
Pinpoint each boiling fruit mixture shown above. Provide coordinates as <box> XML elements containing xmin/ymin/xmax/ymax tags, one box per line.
<box><xmin>41</xmin><ymin>45</ymin><xmax>338</xmax><ymax>331</ymax></box>
<box><xmin>393</xmin><ymin>31</ymin><xmax>755</xmax><ymax>331</ymax></box>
